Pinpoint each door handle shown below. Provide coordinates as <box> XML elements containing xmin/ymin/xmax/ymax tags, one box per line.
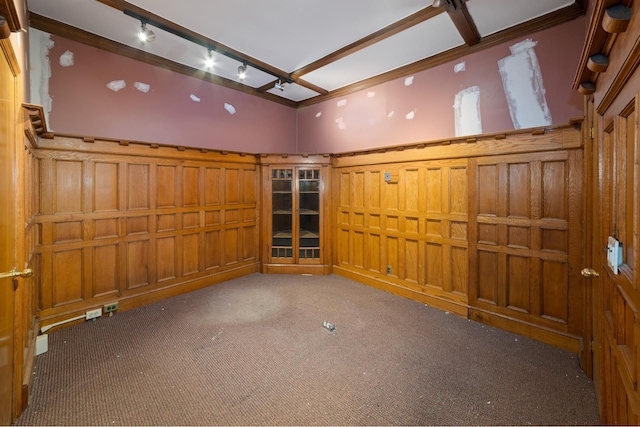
<box><xmin>581</xmin><ymin>268</ymin><xmax>600</xmax><ymax>278</ymax></box>
<box><xmin>0</xmin><ymin>267</ymin><xmax>33</xmax><ymax>279</ymax></box>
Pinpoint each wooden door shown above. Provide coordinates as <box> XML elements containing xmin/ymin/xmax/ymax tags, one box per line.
<box><xmin>0</xmin><ymin>34</ymin><xmax>17</xmax><ymax>426</ymax></box>
<box><xmin>589</xmin><ymin>85</ymin><xmax>640</xmax><ymax>424</ymax></box>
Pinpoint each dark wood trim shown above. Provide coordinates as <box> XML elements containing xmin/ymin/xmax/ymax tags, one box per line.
<box><xmin>596</xmin><ymin>31</ymin><xmax>640</xmax><ymax>113</ymax></box>
<box><xmin>31</xmin><ymin>2</ymin><xmax>584</xmax><ymax>109</ymax></box>
<box><xmin>300</xmin><ymin>3</ymin><xmax>585</xmax><ymax>107</ymax></box>
<box><xmin>443</xmin><ymin>0</ymin><xmax>480</xmax><ymax>46</ymax></box>
<box><xmin>0</xmin><ymin>16</ymin><xmax>9</xmax><ymax>39</ymax></box>
<box><xmin>95</xmin><ymin>0</ymin><xmax>294</xmax><ymax>84</ymax></box>
<box><xmin>290</xmin><ymin>6</ymin><xmax>444</xmax><ymax>79</ymax></box>
<box><xmin>0</xmin><ymin>0</ymin><xmax>22</xmax><ymax>32</ymax></box>
<box><xmin>23</xmin><ymin>103</ymin><xmax>47</xmax><ymax>135</ymax></box>
<box><xmin>0</xmin><ymin>36</ymin><xmax>18</xmax><ymax>76</ymax></box>
<box><xmin>572</xmin><ymin>0</ymin><xmax>633</xmax><ymax>91</ymax></box>
<box><xmin>29</xmin><ymin>13</ymin><xmax>298</xmax><ymax>109</ymax></box>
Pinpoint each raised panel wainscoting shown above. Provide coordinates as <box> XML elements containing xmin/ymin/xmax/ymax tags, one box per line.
<box><xmin>33</xmin><ymin>135</ymin><xmax>260</xmax><ymax>330</ymax></box>
<box><xmin>28</xmin><ymin>115</ymin><xmax>588</xmax><ymax>367</ymax></box>
<box><xmin>332</xmin><ymin>123</ymin><xmax>586</xmax><ymax>358</ymax></box>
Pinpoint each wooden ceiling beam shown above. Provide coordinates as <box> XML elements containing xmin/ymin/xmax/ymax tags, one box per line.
<box><xmin>29</xmin><ymin>13</ymin><xmax>298</xmax><ymax>108</ymax></box>
<box><xmin>290</xmin><ymin>5</ymin><xmax>445</xmax><ymax>79</ymax></box>
<box><xmin>300</xmin><ymin>2</ymin><xmax>585</xmax><ymax>107</ymax></box>
<box><xmin>441</xmin><ymin>0</ymin><xmax>480</xmax><ymax>46</ymax></box>
<box><xmin>32</xmin><ymin>0</ymin><xmax>585</xmax><ymax>109</ymax></box>
<box><xmin>96</xmin><ymin>0</ymin><xmax>295</xmax><ymax>84</ymax></box>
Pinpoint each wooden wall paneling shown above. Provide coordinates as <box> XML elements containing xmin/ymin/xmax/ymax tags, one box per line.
<box><xmin>332</xmin><ymin>124</ymin><xmax>582</xmax><ymax>169</ymax></box>
<box><xmin>53</xmin><ymin>159</ymin><xmax>83</xmax><ymax>214</ymax></box>
<box><xmin>333</xmin><ymin>125</ymin><xmax>584</xmax><ymax>352</ymax></box>
<box><xmin>338</xmin><ymin>170</ymin><xmax>347</xmax><ymax>267</ymax></box>
<box><xmin>259</xmin><ymin>165</ymin><xmax>270</xmax><ymax>270</ymax></box>
<box><xmin>182</xmin><ymin>232</ymin><xmax>200</xmax><ymax>275</ymax></box>
<box><xmin>205</xmin><ymin>229</ymin><xmax>221</xmax><ymax>270</ymax></box>
<box><xmin>52</xmin><ymin>249</ymin><xmax>83</xmax><ymax>305</ymax></box>
<box><xmin>14</xmin><ymin>107</ymin><xmax>42</xmax><ymax>419</ymax></box>
<box><xmin>156</xmin><ymin>164</ymin><xmax>177</xmax><ymax>209</ymax></box>
<box><xmin>468</xmin><ymin>150</ymin><xmax>583</xmax><ymax>352</ymax></box>
<box><xmin>156</xmin><ymin>236</ymin><xmax>176</xmax><ymax>282</ymax></box>
<box><xmin>332</xmin><ymin>158</ymin><xmax>470</xmax><ymax>315</ymax></box>
<box><xmin>34</xmin><ymin>141</ymin><xmax>260</xmax><ymax>330</ymax></box>
<box><xmin>127</xmin><ymin>163</ymin><xmax>150</xmax><ymax>211</ymax></box>
<box><xmin>566</xmin><ymin>149</ymin><xmax>585</xmax><ymax>337</ymax></box>
<box><xmin>127</xmin><ymin>239</ymin><xmax>149</xmax><ymax>289</ymax></box>
<box><xmin>93</xmin><ymin>243</ymin><xmax>119</xmax><ymax>295</ymax></box>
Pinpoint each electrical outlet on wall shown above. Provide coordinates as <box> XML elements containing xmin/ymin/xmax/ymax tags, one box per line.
<box><xmin>104</xmin><ymin>302</ymin><xmax>119</xmax><ymax>313</ymax></box>
<box><xmin>85</xmin><ymin>308</ymin><xmax>102</xmax><ymax>320</ymax></box>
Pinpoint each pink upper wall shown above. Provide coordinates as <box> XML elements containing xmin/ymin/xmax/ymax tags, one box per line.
<box><xmin>41</xmin><ymin>17</ymin><xmax>585</xmax><ymax>155</ymax></box>
<box><xmin>297</xmin><ymin>17</ymin><xmax>586</xmax><ymax>154</ymax></box>
<box><xmin>45</xmin><ymin>36</ymin><xmax>297</xmax><ymax>153</ymax></box>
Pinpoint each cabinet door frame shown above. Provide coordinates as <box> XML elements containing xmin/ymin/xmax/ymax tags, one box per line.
<box><xmin>260</xmin><ymin>155</ymin><xmax>331</xmax><ymax>275</ymax></box>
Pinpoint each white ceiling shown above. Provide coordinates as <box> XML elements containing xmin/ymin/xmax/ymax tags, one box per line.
<box><xmin>27</xmin><ymin>0</ymin><xmax>580</xmax><ymax>104</ymax></box>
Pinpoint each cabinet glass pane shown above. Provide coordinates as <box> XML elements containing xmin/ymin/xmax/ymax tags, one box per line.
<box><xmin>298</xmin><ymin>169</ymin><xmax>320</xmax><ymax>259</ymax></box>
<box><xmin>272</xmin><ymin>168</ymin><xmax>293</xmax><ymax>258</ymax></box>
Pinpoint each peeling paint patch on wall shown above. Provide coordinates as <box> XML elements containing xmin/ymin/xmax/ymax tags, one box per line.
<box><xmin>336</xmin><ymin>117</ymin><xmax>346</xmax><ymax>130</ymax></box>
<box><xmin>134</xmin><ymin>82</ymin><xmax>150</xmax><ymax>93</ymax></box>
<box><xmin>387</xmin><ymin>111</ymin><xmax>395</xmax><ymax>118</ymax></box>
<box><xmin>405</xmin><ymin>110</ymin><xmax>415</xmax><ymax>120</ymax></box>
<box><xmin>454</xmin><ymin>61</ymin><xmax>465</xmax><ymax>73</ymax></box>
<box><xmin>315</xmin><ymin>112</ymin><xmax>322</xmax><ymax>118</ymax></box>
<box><xmin>59</xmin><ymin>50</ymin><xmax>74</xmax><ymax>67</ymax></box>
<box><xmin>367</xmin><ymin>92</ymin><xmax>375</xmax><ymax>98</ymax></box>
<box><xmin>107</xmin><ymin>80</ymin><xmax>126</xmax><ymax>92</ymax></box>
<box><xmin>190</xmin><ymin>94</ymin><xmax>201</xmax><ymax>102</ymax></box>
<box><xmin>498</xmin><ymin>38</ymin><xmax>552</xmax><ymax>129</ymax></box>
<box><xmin>404</xmin><ymin>76</ymin><xmax>414</xmax><ymax>86</ymax></box>
<box><xmin>453</xmin><ymin>86</ymin><xmax>482</xmax><ymax>137</ymax></box>
<box><xmin>224</xmin><ymin>103</ymin><xmax>236</xmax><ymax>115</ymax></box>
<box><xmin>337</xmin><ymin>99</ymin><xmax>347</xmax><ymax>107</ymax></box>
<box><xmin>28</xmin><ymin>28</ymin><xmax>54</xmax><ymax>127</ymax></box>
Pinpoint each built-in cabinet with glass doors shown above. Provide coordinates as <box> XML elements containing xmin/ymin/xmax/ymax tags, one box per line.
<box><xmin>261</xmin><ymin>155</ymin><xmax>330</xmax><ymax>274</ymax></box>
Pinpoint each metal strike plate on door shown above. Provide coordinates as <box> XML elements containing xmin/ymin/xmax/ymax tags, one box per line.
<box><xmin>0</xmin><ymin>267</ymin><xmax>33</xmax><ymax>279</ymax></box>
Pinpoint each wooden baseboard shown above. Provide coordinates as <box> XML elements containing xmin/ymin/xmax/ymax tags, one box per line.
<box><xmin>334</xmin><ymin>266</ymin><xmax>582</xmax><ymax>354</ymax></box>
<box><xmin>469</xmin><ymin>307</ymin><xmax>581</xmax><ymax>353</ymax></box>
<box><xmin>38</xmin><ymin>263</ymin><xmax>260</xmax><ymax>333</ymax></box>
<box><xmin>261</xmin><ymin>263</ymin><xmax>331</xmax><ymax>275</ymax></box>
<box><xmin>333</xmin><ymin>266</ymin><xmax>469</xmax><ymax>317</ymax></box>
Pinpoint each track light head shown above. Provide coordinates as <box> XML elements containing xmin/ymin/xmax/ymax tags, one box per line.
<box><xmin>138</xmin><ymin>21</ymin><xmax>155</xmax><ymax>43</ymax></box>
<box><xmin>274</xmin><ymin>80</ymin><xmax>284</xmax><ymax>92</ymax></box>
<box><xmin>238</xmin><ymin>64</ymin><xmax>247</xmax><ymax>80</ymax></box>
<box><xmin>204</xmin><ymin>49</ymin><xmax>214</xmax><ymax>69</ymax></box>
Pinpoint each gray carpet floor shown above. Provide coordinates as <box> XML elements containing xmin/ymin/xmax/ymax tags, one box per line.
<box><xmin>15</xmin><ymin>273</ymin><xmax>600</xmax><ymax>425</ymax></box>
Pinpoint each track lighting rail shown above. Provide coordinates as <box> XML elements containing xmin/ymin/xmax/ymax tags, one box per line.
<box><xmin>122</xmin><ymin>8</ymin><xmax>295</xmax><ymax>84</ymax></box>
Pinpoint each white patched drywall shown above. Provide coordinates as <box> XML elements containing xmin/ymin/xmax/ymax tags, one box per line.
<box><xmin>498</xmin><ymin>38</ymin><xmax>552</xmax><ymax>129</ymax></box>
<box><xmin>29</xmin><ymin>28</ymin><xmax>54</xmax><ymax>129</ymax></box>
<box><xmin>453</xmin><ymin>86</ymin><xmax>482</xmax><ymax>137</ymax></box>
